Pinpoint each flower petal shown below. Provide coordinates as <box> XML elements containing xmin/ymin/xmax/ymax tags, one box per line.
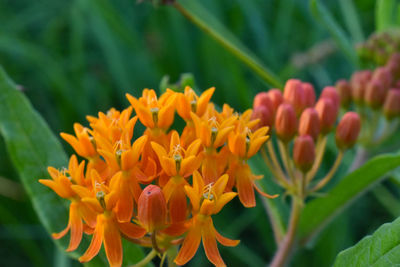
<box><xmin>202</xmin><ymin>219</ymin><xmax>226</xmax><ymax>267</ymax></box>
<box><xmin>214</xmin><ymin>226</ymin><xmax>239</xmax><ymax>247</ymax></box>
<box><xmin>174</xmin><ymin>228</ymin><xmax>201</xmax><ymax>266</ymax></box>
<box><xmin>118</xmin><ymin>222</ymin><xmax>146</xmax><ymax>239</ymax></box>
<box><xmin>66</xmin><ymin>202</ymin><xmax>83</xmax><ymax>252</ymax></box>
<box><xmin>103</xmin><ymin>217</ymin><xmax>123</xmax><ymax>267</ymax></box>
<box><xmin>79</xmin><ymin>216</ymin><xmax>103</xmax><ymax>263</ymax></box>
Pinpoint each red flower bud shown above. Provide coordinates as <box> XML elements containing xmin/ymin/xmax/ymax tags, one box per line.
<box><xmin>251</xmin><ymin>105</ymin><xmax>273</xmax><ymax>129</ymax></box>
<box><xmin>137</xmin><ymin>185</ymin><xmax>167</xmax><ymax>232</ymax></box>
<box><xmin>298</xmin><ymin>108</ymin><xmax>320</xmax><ymax>141</ymax></box>
<box><xmin>283</xmin><ymin>79</ymin><xmax>306</xmax><ymax>115</ymax></box>
<box><xmin>335</xmin><ymin>112</ymin><xmax>361</xmax><ymax>150</ymax></box>
<box><xmin>364</xmin><ymin>80</ymin><xmax>387</xmax><ymax>109</ymax></box>
<box><xmin>351</xmin><ymin>70</ymin><xmax>372</xmax><ymax>104</ymax></box>
<box><xmin>302</xmin><ymin>82</ymin><xmax>316</xmax><ymax>107</ymax></box>
<box><xmin>267</xmin><ymin>89</ymin><xmax>284</xmax><ymax>111</ymax></box>
<box><xmin>321</xmin><ymin>86</ymin><xmax>340</xmax><ymax>113</ymax></box>
<box><xmin>372</xmin><ymin>67</ymin><xmax>392</xmax><ymax>89</ymax></box>
<box><xmin>383</xmin><ymin>89</ymin><xmax>400</xmax><ymax>120</ymax></box>
<box><xmin>315</xmin><ymin>98</ymin><xmax>337</xmax><ymax>134</ymax></box>
<box><xmin>335</xmin><ymin>79</ymin><xmax>352</xmax><ymax>108</ymax></box>
<box><xmin>293</xmin><ymin>135</ymin><xmax>315</xmax><ymax>173</ymax></box>
<box><xmin>253</xmin><ymin>92</ymin><xmax>273</xmax><ymax>113</ymax></box>
<box><xmin>387</xmin><ymin>53</ymin><xmax>400</xmax><ymax>79</ymax></box>
<box><xmin>275</xmin><ymin>103</ymin><xmax>297</xmax><ymax>142</ymax></box>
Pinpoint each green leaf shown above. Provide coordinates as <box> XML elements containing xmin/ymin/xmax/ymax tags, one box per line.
<box><xmin>0</xmin><ymin>66</ymin><xmax>147</xmax><ymax>265</ymax></box>
<box><xmin>334</xmin><ymin>216</ymin><xmax>400</xmax><ymax>266</ymax></box>
<box><xmin>339</xmin><ymin>0</ymin><xmax>364</xmax><ymax>43</ymax></box>
<box><xmin>310</xmin><ymin>0</ymin><xmax>358</xmax><ymax>65</ymax></box>
<box><xmin>298</xmin><ymin>152</ymin><xmax>400</xmax><ymax>245</ymax></box>
<box><xmin>376</xmin><ymin>0</ymin><xmax>398</xmax><ymax>32</ymax></box>
<box><xmin>174</xmin><ymin>0</ymin><xmax>283</xmax><ymax>89</ymax></box>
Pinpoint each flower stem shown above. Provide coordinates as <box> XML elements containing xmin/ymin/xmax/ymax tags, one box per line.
<box><xmin>310</xmin><ymin>151</ymin><xmax>344</xmax><ymax>193</ymax></box>
<box><xmin>130</xmin><ymin>249</ymin><xmax>157</xmax><ymax>267</ymax></box>
<box><xmin>269</xmin><ymin>198</ymin><xmax>303</xmax><ymax>267</ymax></box>
<box><xmin>306</xmin><ymin>136</ymin><xmax>327</xmax><ymax>183</ymax></box>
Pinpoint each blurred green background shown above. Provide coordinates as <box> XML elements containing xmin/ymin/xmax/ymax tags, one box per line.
<box><xmin>0</xmin><ymin>0</ymin><xmax>390</xmax><ymax>266</ymax></box>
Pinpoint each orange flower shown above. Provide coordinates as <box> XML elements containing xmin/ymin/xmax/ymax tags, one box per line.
<box><xmin>39</xmin><ymin>155</ymin><xmax>97</xmax><ymax>251</ymax></box>
<box><xmin>175</xmin><ymin>172</ymin><xmax>239</xmax><ymax>267</ymax></box>
<box><xmin>227</xmin><ymin>114</ymin><xmax>277</xmax><ymax>207</ymax></box>
<box><xmin>126</xmin><ymin>89</ymin><xmax>177</xmax><ymax>130</ymax></box>
<box><xmin>73</xmin><ymin>170</ymin><xmax>146</xmax><ymax>267</ymax></box>
<box><xmin>151</xmin><ymin>131</ymin><xmax>202</xmax><ymax>224</ymax></box>
<box><xmin>60</xmin><ymin>123</ymin><xmax>97</xmax><ymax>159</ymax></box>
<box><xmin>177</xmin><ymin>86</ymin><xmax>215</xmax><ymax>120</ymax></box>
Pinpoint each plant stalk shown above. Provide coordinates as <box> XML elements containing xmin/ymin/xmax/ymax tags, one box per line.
<box><xmin>269</xmin><ymin>198</ymin><xmax>303</xmax><ymax>267</ymax></box>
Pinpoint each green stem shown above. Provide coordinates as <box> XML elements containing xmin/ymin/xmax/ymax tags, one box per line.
<box><xmin>173</xmin><ymin>1</ymin><xmax>283</xmax><ymax>88</ymax></box>
<box><xmin>310</xmin><ymin>151</ymin><xmax>344</xmax><ymax>193</ymax></box>
<box><xmin>130</xmin><ymin>249</ymin><xmax>157</xmax><ymax>267</ymax></box>
<box><xmin>269</xmin><ymin>198</ymin><xmax>303</xmax><ymax>267</ymax></box>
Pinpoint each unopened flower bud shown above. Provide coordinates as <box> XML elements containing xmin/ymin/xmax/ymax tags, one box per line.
<box><xmin>137</xmin><ymin>185</ymin><xmax>167</xmax><ymax>232</ymax></box>
<box><xmin>315</xmin><ymin>98</ymin><xmax>337</xmax><ymax>134</ymax></box>
<box><xmin>351</xmin><ymin>70</ymin><xmax>372</xmax><ymax>104</ymax></box>
<box><xmin>293</xmin><ymin>135</ymin><xmax>315</xmax><ymax>173</ymax></box>
<box><xmin>298</xmin><ymin>108</ymin><xmax>320</xmax><ymax>141</ymax></box>
<box><xmin>275</xmin><ymin>103</ymin><xmax>297</xmax><ymax>142</ymax></box>
<box><xmin>251</xmin><ymin>105</ymin><xmax>273</xmax><ymax>129</ymax></box>
<box><xmin>267</xmin><ymin>89</ymin><xmax>284</xmax><ymax>111</ymax></box>
<box><xmin>321</xmin><ymin>86</ymin><xmax>340</xmax><ymax>114</ymax></box>
<box><xmin>283</xmin><ymin>79</ymin><xmax>306</xmax><ymax>115</ymax></box>
<box><xmin>387</xmin><ymin>53</ymin><xmax>400</xmax><ymax>79</ymax></box>
<box><xmin>335</xmin><ymin>79</ymin><xmax>352</xmax><ymax>108</ymax></box>
<box><xmin>364</xmin><ymin>80</ymin><xmax>387</xmax><ymax>109</ymax></box>
<box><xmin>302</xmin><ymin>82</ymin><xmax>316</xmax><ymax>107</ymax></box>
<box><xmin>372</xmin><ymin>67</ymin><xmax>392</xmax><ymax>89</ymax></box>
<box><xmin>253</xmin><ymin>92</ymin><xmax>273</xmax><ymax>114</ymax></box>
<box><xmin>383</xmin><ymin>89</ymin><xmax>400</xmax><ymax>120</ymax></box>
<box><xmin>335</xmin><ymin>112</ymin><xmax>361</xmax><ymax>150</ymax></box>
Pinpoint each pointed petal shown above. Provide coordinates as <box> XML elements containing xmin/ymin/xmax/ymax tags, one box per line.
<box><xmin>248</xmin><ymin>136</ymin><xmax>269</xmax><ymax>158</ymax></box>
<box><xmin>174</xmin><ymin>228</ymin><xmax>201</xmax><ymax>266</ymax></box>
<box><xmin>202</xmin><ymin>220</ymin><xmax>226</xmax><ymax>267</ymax></box>
<box><xmin>169</xmin><ymin>188</ymin><xmax>188</xmax><ymax>223</ymax></box>
<box><xmin>184</xmin><ymin>185</ymin><xmax>200</xmax><ymax>212</ymax></box>
<box><xmin>197</xmin><ymin>87</ymin><xmax>215</xmax><ymax>116</ymax></box>
<box><xmin>214</xmin><ymin>192</ymin><xmax>237</xmax><ymax>214</ymax></box>
<box><xmin>215</xmin><ymin>228</ymin><xmax>240</xmax><ymax>247</ymax></box>
<box><xmin>103</xmin><ymin>218</ymin><xmax>123</xmax><ymax>267</ymax></box>
<box><xmin>39</xmin><ymin>179</ymin><xmax>71</xmax><ymax>198</ymax></box>
<box><xmin>236</xmin><ymin>174</ymin><xmax>256</xmax><ymax>208</ymax></box>
<box><xmin>254</xmin><ymin>183</ymin><xmax>279</xmax><ymax>199</ymax></box>
<box><xmin>79</xmin><ymin>216</ymin><xmax>103</xmax><ymax>263</ymax></box>
<box><xmin>181</xmin><ymin>155</ymin><xmax>202</xmax><ymax>177</ymax></box>
<box><xmin>115</xmin><ymin>180</ymin><xmax>133</xmax><ymax>222</ymax></box>
<box><xmin>60</xmin><ymin>133</ymin><xmax>83</xmax><ymax>156</ymax></box>
<box><xmin>213</xmin><ymin>174</ymin><xmax>229</xmax><ymax>197</ymax></box>
<box><xmin>118</xmin><ymin>222</ymin><xmax>146</xmax><ymax>239</ymax></box>
<box><xmin>66</xmin><ymin>202</ymin><xmax>83</xmax><ymax>252</ymax></box>
<box><xmin>52</xmin><ymin>224</ymin><xmax>70</xmax><ymax>240</ymax></box>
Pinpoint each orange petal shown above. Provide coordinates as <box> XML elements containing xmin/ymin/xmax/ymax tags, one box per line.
<box><xmin>185</xmin><ymin>138</ymin><xmax>202</xmax><ymax>157</ymax></box>
<box><xmin>214</xmin><ymin>192</ymin><xmax>237</xmax><ymax>214</ymax></box>
<box><xmin>60</xmin><ymin>133</ymin><xmax>84</xmax><ymax>156</ymax></box>
<box><xmin>174</xmin><ymin>228</ymin><xmax>201</xmax><ymax>266</ymax></box>
<box><xmin>158</xmin><ymin>101</ymin><xmax>176</xmax><ymax>129</ymax></box>
<box><xmin>202</xmin><ymin>220</ymin><xmax>226</xmax><ymax>267</ymax></box>
<box><xmin>214</xmin><ymin>125</ymin><xmax>235</xmax><ymax>148</ymax></box>
<box><xmin>103</xmin><ymin>217</ymin><xmax>123</xmax><ymax>267</ymax></box>
<box><xmin>254</xmin><ymin>183</ymin><xmax>279</xmax><ymax>199</ymax></box>
<box><xmin>79</xmin><ymin>202</ymin><xmax>97</xmax><ymax>228</ymax></box>
<box><xmin>39</xmin><ymin>179</ymin><xmax>71</xmax><ymax>199</ymax></box>
<box><xmin>115</xmin><ymin>179</ymin><xmax>133</xmax><ymax>223</ymax></box>
<box><xmin>52</xmin><ymin>224</ymin><xmax>70</xmax><ymax>240</ymax></box>
<box><xmin>247</xmin><ymin>136</ymin><xmax>269</xmax><ymax>158</ymax></box>
<box><xmin>180</xmin><ymin>155</ymin><xmax>202</xmax><ymax>177</ymax></box>
<box><xmin>130</xmin><ymin>135</ymin><xmax>148</xmax><ymax>164</ymax></box>
<box><xmin>214</xmin><ymin>226</ymin><xmax>239</xmax><ymax>247</ymax></box>
<box><xmin>236</xmin><ymin>173</ymin><xmax>256</xmax><ymax>208</ymax></box>
<box><xmin>197</xmin><ymin>87</ymin><xmax>215</xmax><ymax>116</ymax></box>
<box><xmin>213</xmin><ymin>174</ymin><xmax>229</xmax><ymax>197</ymax></box>
<box><xmin>184</xmin><ymin>185</ymin><xmax>200</xmax><ymax>212</ymax></box>
<box><xmin>79</xmin><ymin>216</ymin><xmax>103</xmax><ymax>263</ymax></box>
<box><xmin>169</xmin><ymin>188</ymin><xmax>188</xmax><ymax>223</ymax></box>
<box><xmin>66</xmin><ymin>202</ymin><xmax>83</xmax><ymax>252</ymax></box>
<box><xmin>162</xmin><ymin>221</ymin><xmax>188</xmax><ymax>236</ymax></box>
<box><xmin>118</xmin><ymin>222</ymin><xmax>146</xmax><ymax>239</ymax></box>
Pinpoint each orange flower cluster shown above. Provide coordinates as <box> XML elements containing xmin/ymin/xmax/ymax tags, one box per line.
<box><xmin>39</xmin><ymin>87</ymin><xmax>276</xmax><ymax>267</ymax></box>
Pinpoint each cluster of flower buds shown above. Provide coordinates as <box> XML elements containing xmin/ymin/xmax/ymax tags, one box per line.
<box><xmin>252</xmin><ymin>79</ymin><xmax>361</xmax><ymax>198</ymax></box>
<box><xmin>39</xmin><ymin>87</ymin><xmax>276</xmax><ymax>267</ymax></box>
<box><xmin>357</xmin><ymin>31</ymin><xmax>400</xmax><ymax>66</ymax></box>
<box><xmin>335</xmin><ymin>52</ymin><xmax>400</xmax><ymax>147</ymax></box>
